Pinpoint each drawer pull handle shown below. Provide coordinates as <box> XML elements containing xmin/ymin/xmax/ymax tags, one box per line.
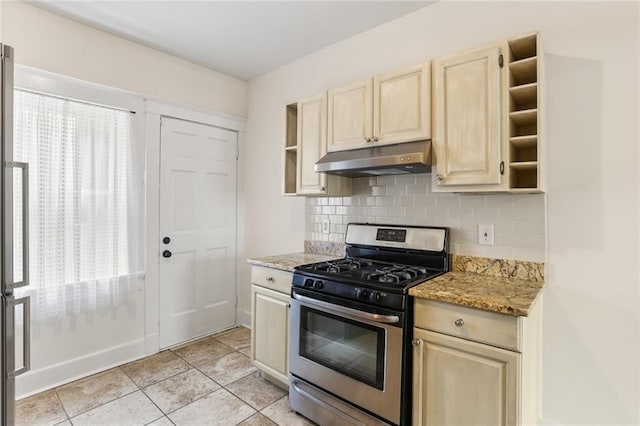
<box><xmin>454</xmin><ymin>319</ymin><xmax>464</xmax><ymax>327</ymax></box>
<box><xmin>266</xmin><ymin>276</ymin><xmax>274</xmax><ymax>282</ymax></box>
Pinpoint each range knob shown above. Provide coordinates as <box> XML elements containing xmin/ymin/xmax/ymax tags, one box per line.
<box><xmin>314</xmin><ymin>280</ymin><xmax>324</xmax><ymax>289</ymax></box>
<box><xmin>303</xmin><ymin>278</ymin><xmax>314</xmax><ymax>288</ymax></box>
<box><xmin>355</xmin><ymin>288</ymin><xmax>368</xmax><ymax>300</ymax></box>
<box><xmin>370</xmin><ymin>292</ymin><xmax>381</xmax><ymax>303</ymax></box>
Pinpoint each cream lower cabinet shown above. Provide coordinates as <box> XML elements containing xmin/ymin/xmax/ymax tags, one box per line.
<box><xmin>412</xmin><ymin>328</ymin><xmax>518</xmax><ymax>425</ymax></box>
<box><xmin>250</xmin><ymin>266</ymin><xmax>292</xmax><ymax>388</ymax></box>
<box><xmin>412</xmin><ymin>298</ymin><xmax>542</xmax><ymax>426</ymax></box>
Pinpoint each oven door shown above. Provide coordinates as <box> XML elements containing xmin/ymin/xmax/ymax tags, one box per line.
<box><xmin>289</xmin><ymin>287</ymin><xmax>403</xmax><ymax>425</ymax></box>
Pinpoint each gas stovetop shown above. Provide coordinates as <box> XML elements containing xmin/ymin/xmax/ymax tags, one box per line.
<box><xmin>296</xmin><ymin>257</ymin><xmax>439</xmax><ymax>288</ymax></box>
<box><xmin>292</xmin><ymin>224</ymin><xmax>450</xmax><ymax>310</ymax></box>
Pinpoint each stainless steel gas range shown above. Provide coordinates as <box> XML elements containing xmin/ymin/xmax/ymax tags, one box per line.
<box><xmin>289</xmin><ymin>223</ymin><xmax>449</xmax><ymax>426</ymax></box>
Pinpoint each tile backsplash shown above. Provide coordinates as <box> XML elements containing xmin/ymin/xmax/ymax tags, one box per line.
<box><xmin>306</xmin><ymin>174</ymin><xmax>545</xmax><ymax>262</ymax></box>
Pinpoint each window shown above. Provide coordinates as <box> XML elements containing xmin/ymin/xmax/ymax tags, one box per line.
<box><xmin>14</xmin><ymin>89</ymin><xmax>143</xmax><ymax>320</ymax></box>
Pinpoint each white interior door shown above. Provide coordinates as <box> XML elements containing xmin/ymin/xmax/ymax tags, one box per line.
<box><xmin>159</xmin><ymin>117</ymin><xmax>237</xmax><ymax>348</ymax></box>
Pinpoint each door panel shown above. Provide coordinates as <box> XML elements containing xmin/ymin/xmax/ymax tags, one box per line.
<box><xmin>433</xmin><ymin>44</ymin><xmax>503</xmax><ymax>186</ymax></box>
<box><xmin>327</xmin><ymin>79</ymin><xmax>373</xmax><ymax>152</ymax></box>
<box><xmin>251</xmin><ymin>285</ymin><xmax>290</xmax><ymax>386</ymax></box>
<box><xmin>374</xmin><ymin>63</ymin><xmax>431</xmax><ymax>144</ymax></box>
<box><xmin>413</xmin><ymin>328</ymin><xmax>518</xmax><ymax>426</ymax></box>
<box><xmin>296</xmin><ymin>94</ymin><xmax>327</xmax><ymax>195</ymax></box>
<box><xmin>159</xmin><ymin>118</ymin><xmax>237</xmax><ymax>348</ymax></box>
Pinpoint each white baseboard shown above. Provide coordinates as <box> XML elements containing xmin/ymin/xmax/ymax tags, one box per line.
<box><xmin>236</xmin><ymin>308</ymin><xmax>251</xmax><ymax>329</ymax></box>
<box><xmin>16</xmin><ymin>338</ymin><xmax>148</xmax><ymax>399</ymax></box>
<box><xmin>537</xmin><ymin>417</ymin><xmax>562</xmax><ymax>426</ymax></box>
<box><xmin>145</xmin><ymin>332</ymin><xmax>160</xmax><ymax>355</ymax></box>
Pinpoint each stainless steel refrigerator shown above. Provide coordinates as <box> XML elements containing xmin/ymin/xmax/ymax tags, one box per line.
<box><xmin>1</xmin><ymin>43</ymin><xmax>31</xmax><ymax>425</ymax></box>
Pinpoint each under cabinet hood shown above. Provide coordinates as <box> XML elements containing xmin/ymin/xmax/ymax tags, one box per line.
<box><xmin>315</xmin><ymin>140</ymin><xmax>432</xmax><ymax>177</ymax></box>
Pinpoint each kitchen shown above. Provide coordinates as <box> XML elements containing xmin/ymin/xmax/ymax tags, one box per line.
<box><xmin>0</xmin><ymin>1</ymin><xmax>638</xmax><ymax>425</ymax></box>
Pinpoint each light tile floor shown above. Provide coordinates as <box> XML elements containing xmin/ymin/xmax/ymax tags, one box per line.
<box><xmin>16</xmin><ymin>327</ymin><xmax>314</xmax><ymax>426</ymax></box>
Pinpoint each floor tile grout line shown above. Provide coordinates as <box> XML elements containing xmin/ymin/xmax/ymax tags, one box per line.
<box><xmin>65</xmin><ymin>386</ymin><xmax>142</xmax><ymax>421</ymax></box>
<box><xmin>54</xmin><ymin>366</ymin><xmax>142</xmax><ymax>419</ymax></box>
<box><xmin>168</xmin><ymin>343</ymin><xmax>235</xmax><ymax>368</ymax></box>
<box><xmin>20</xmin><ymin>327</ymin><xmax>253</xmax><ymax>426</ymax></box>
<box><xmin>139</xmin><ymin>372</ymin><xmax>222</xmax><ymax>417</ymax></box>
<box><xmin>191</xmin><ymin>350</ymin><xmax>256</xmax><ymax>389</ymax></box>
<box><xmin>122</xmin><ymin>359</ymin><xmax>191</xmax><ymax>390</ymax></box>
<box><xmin>52</xmin><ymin>388</ymin><xmax>72</xmax><ymax>423</ymax></box>
<box><xmin>138</xmin><ymin>384</ymin><xmax>174</xmax><ymax>419</ymax></box>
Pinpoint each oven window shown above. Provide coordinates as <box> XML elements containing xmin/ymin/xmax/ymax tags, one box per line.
<box><xmin>300</xmin><ymin>306</ymin><xmax>385</xmax><ymax>390</ymax></box>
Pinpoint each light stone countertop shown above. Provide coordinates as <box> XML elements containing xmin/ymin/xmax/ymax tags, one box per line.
<box><xmin>409</xmin><ymin>271</ymin><xmax>544</xmax><ymax>317</ymax></box>
<box><xmin>248</xmin><ymin>252</ymin><xmax>544</xmax><ymax>316</ymax></box>
<box><xmin>246</xmin><ymin>252</ymin><xmax>342</xmax><ymax>272</ymax></box>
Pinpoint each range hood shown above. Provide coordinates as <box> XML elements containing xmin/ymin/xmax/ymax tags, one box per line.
<box><xmin>315</xmin><ymin>140</ymin><xmax>432</xmax><ymax>178</ymax></box>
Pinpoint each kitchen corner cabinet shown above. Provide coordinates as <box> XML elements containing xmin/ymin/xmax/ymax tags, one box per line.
<box><xmin>412</xmin><ymin>298</ymin><xmax>542</xmax><ymax>426</ymax></box>
<box><xmin>283</xmin><ymin>95</ymin><xmax>351</xmax><ymax>196</ymax></box>
<box><xmin>327</xmin><ymin>62</ymin><xmax>431</xmax><ymax>152</ymax></box>
<box><xmin>432</xmin><ymin>32</ymin><xmax>543</xmax><ymax>193</ymax></box>
<box><xmin>250</xmin><ymin>266</ymin><xmax>292</xmax><ymax>388</ymax></box>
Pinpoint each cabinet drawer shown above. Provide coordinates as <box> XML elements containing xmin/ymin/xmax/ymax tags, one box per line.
<box><xmin>251</xmin><ymin>266</ymin><xmax>293</xmax><ymax>294</ymax></box>
<box><xmin>414</xmin><ymin>299</ymin><xmax>521</xmax><ymax>351</ymax></box>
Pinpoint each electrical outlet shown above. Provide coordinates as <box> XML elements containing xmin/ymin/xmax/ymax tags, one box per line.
<box><xmin>478</xmin><ymin>224</ymin><xmax>495</xmax><ymax>246</ymax></box>
<box><xmin>321</xmin><ymin>219</ymin><xmax>330</xmax><ymax>234</ymax></box>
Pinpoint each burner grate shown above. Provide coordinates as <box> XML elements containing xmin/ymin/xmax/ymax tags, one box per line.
<box><xmin>362</xmin><ymin>265</ymin><xmax>428</xmax><ymax>284</ymax></box>
<box><xmin>311</xmin><ymin>257</ymin><xmax>373</xmax><ymax>274</ymax></box>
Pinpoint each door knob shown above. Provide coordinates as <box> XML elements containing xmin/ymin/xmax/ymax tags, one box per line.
<box><xmin>162</xmin><ymin>250</ymin><xmax>172</xmax><ymax>258</ymax></box>
<box><xmin>162</xmin><ymin>237</ymin><xmax>171</xmax><ymax>244</ymax></box>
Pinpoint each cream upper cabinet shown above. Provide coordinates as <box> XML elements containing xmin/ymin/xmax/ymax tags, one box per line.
<box><xmin>283</xmin><ymin>96</ymin><xmax>351</xmax><ymax>197</ymax></box>
<box><xmin>432</xmin><ymin>32</ymin><xmax>543</xmax><ymax>193</ymax></box>
<box><xmin>296</xmin><ymin>93</ymin><xmax>328</xmax><ymax>195</ymax></box>
<box><xmin>327</xmin><ymin>79</ymin><xmax>373</xmax><ymax>152</ymax></box>
<box><xmin>412</xmin><ymin>328</ymin><xmax>518</xmax><ymax>426</ymax></box>
<box><xmin>373</xmin><ymin>63</ymin><xmax>431</xmax><ymax>146</ymax></box>
<box><xmin>328</xmin><ymin>62</ymin><xmax>431</xmax><ymax>152</ymax></box>
<box><xmin>432</xmin><ymin>43</ymin><xmax>505</xmax><ymax>187</ymax></box>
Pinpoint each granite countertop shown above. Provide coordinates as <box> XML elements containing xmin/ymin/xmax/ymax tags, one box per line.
<box><xmin>409</xmin><ymin>271</ymin><xmax>544</xmax><ymax>317</ymax></box>
<box><xmin>247</xmin><ymin>252</ymin><xmax>342</xmax><ymax>272</ymax></box>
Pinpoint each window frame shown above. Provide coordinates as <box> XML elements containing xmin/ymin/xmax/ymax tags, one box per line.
<box><xmin>14</xmin><ymin>66</ymin><xmax>146</xmax><ymax>285</ymax></box>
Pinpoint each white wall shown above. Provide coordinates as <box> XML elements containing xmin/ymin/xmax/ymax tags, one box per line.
<box><xmin>3</xmin><ymin>1</ymin><xmax>250</xmax><ymax>397</ymax></box>
<box><xmin>1</xmin><ymin>1</ymin><xmax>248</xmax><ymax>117</ymax></box>
<box><xmin>244</xmin><ymin>2</ymin><xmax>639</xmax><ymax>424</ymax></box>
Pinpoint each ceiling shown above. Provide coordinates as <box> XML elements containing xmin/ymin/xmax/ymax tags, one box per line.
<box><xmin>30</xmin><ymin>1</ymin><xmax>432</xmax><ymax>81</ymax></box>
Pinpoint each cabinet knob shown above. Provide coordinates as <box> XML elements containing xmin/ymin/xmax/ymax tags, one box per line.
<box><xmin>454</xmin><ymin>318</ymin><xmax>464</xmax><ymax>327</ymax></box>
<box><xmin>436</xmin><ymin>174</ymin><xmax>444</xmax><ymax>182</ymax></box>
<box><xmin>372</xmin><ymin>136</ymin><xmax>379</xmax><ymax>142</ymax></box>
<box><xmin>412</xmin><ymin>339</ymin><xmax>423</xmax><ymax>346</ymax></box>
<box><xmin>266</xmin><ymin>276</ymin><xmax>274</xmax><ymax>282</ymax></box>
<box><xmin>320</xmin><ymin>186</ymin><xmax>325</xmax><ymax>192</ymax></box>
<box><xmin>363</xmin><ymin>137</ymin><xmax>372</xmax><ymax>143</ymax></box>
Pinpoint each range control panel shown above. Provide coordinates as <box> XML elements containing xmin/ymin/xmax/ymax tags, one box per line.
<box><xmin>292</xmin><ymin>273</ymin><xmax>405</xmax><ymax>311</ymax></box>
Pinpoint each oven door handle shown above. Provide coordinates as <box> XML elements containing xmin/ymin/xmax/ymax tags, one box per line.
<box><xmin>293</xmin><ymin>292</ymin><xmax>400</xmax><ymax>324</ymax></box>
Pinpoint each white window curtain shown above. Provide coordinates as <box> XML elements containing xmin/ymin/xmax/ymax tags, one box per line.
<box><xmin>13</xmin><ymin>89</ymin><xmax>143</xmax><ymax>321</ymax></box>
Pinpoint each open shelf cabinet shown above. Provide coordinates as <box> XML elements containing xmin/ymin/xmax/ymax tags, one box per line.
<box><xmin>283</xmin><ymin>103</ymin><xmax>298</xmax><ymax>195</ymax></box>
<box><xmin>507</xmin><ymin>32</ymin><xmax>542</xmax><ymax>192</ymax></box>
